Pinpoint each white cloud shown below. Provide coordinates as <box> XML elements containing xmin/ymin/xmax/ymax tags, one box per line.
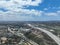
<box><xmin>0</xmin><ymin>8</ymin><xmax>42</xmax><ymax>16</ymax></box>
<box><xmin>45</xmin><ymin>13</ymin><xmax>58</xmax><ymax>16</ymax></box>
<box><xmin>0</xmin><ymin>0</ymin><xmax>60</xmax><ymax>21</ymax></box>
<box><xmin>0</xmin><ymin>8</ymin><xmax>43</xmax><ymax>21</ymax></box>
<box><xmin>0</xmin><ymin>0</ymin><xmax>42</xmax><ymax>16</ymax></box>
<box><xmin>0</xmin><ymin>0</ymin><xmax>42</xmax><ymax>8</ymax></box>
<box><xmin>44</xmin><ymin>8</ymin><xmax>48</xmax><ymax>10</ymax></box>
<box><xmin>44</xmin><ymin>10</ymin><xmax>60</xmax><ymax>16</ymax></box>
<box><xmin>57</xmin><ymin>11</ymin><xmax>60</xmax><ymax>13</ymax></box>
<box><xmin>0</xmin><ymin>0</ymin><xmax>43</xmax><ymax>21</ymax></box>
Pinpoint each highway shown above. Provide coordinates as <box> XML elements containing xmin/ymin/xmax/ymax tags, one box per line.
<box><xmin>8</xmin><ymin>27</ymin><xmax>38</xmax><ymax>45</ymax></box>
<box><xmin>27</xmin><ymin>24</ymin><xmax>60</xmax><ymax>45</ymax></box>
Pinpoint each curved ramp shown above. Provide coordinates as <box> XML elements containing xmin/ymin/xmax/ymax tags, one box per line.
<box><xmin>27</xmin><ymin>24</ymin><xmax>60</xmax><ymax>45</ymax></box>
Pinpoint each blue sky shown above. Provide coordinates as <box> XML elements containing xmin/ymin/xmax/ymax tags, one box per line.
<box><xmin>0</xmin><ymin>0</ymin><xmax>60</xmax><ymax>21</ymax></box>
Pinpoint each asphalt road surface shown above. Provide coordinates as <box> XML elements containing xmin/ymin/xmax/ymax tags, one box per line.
<box><xmin>8</xmin><ymin>27</ymin><xmax>38</xmax><ymax>45</ymax></box>
<box><xmin>27</xmin><ymin>24</ymin><xmax>60</xmax><ymax>45</ymax></box>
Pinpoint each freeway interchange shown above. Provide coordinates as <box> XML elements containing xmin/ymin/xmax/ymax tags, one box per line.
<box><xmin>27</xmin><ymin>24</ymin><xmax>60</xmax><ymax>45</ymax></box>
<box><xmin>7</xmin><ymin>23</ymin><xmax>60</xmax><ymax>45</ymax></box>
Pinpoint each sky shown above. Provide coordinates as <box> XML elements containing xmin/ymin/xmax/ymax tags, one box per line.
<box><xmin>0</xmin><ymin>0</ymin><xmax>60</xmax><ymax>21</ymax></box>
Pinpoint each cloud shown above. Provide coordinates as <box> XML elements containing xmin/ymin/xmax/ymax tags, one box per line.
<box><xmin>0</xmin><ymin>0</ymin><xmax>42</xmax><ymax>15</ymax></box>
<box><xmin>0</xmin><ymin>0</ymin><xmax>42</xmax><ymax>8</ymax></box>
<box><xmin>57</xmin><ymin>10</ymin><xmax>60</xmax><ymax>13</ymax></box>
<box><xmin>44</xmin><ymin>8</ymin><xmax>48</xmax><ymax>10</ymax></box>
<box><xmin>0</xmin><ymin>0</ymin><xmax>60</xmax><ymax>21</ymax></box>
<box><xmin>0</xmin><ymin>0</ymin><xmax>43</xmax><ymax>21</ymax></box>
<box><xmin>44</xmin><ymin>10</ymin><xmax>60</xmax><ymax>16</ymax></box>
<box><xmin>45</xmin><ymin>13</ymin><xmax>58</xmax><ymax>16</ymax></box>
<box><xmin>0</xmin><ymin>8</ymin><xmax>43</xmax><ymax>21</ymax></box>
<box><xmin>0</xmin><ymin>8</ymin><xmax>43</xmax><ymax>16</ymax></box>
